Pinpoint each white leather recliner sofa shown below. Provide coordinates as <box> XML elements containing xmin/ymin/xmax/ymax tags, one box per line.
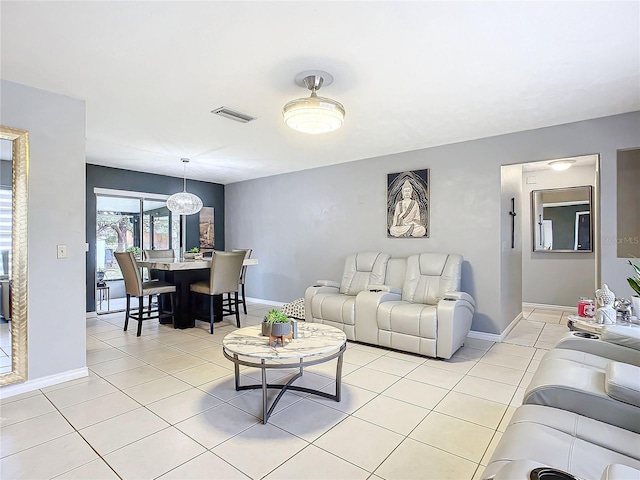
<box><xmin>523</xmin><ymin>325</ymin><xmax>640</xmax><ymax>433</ymax></box>
<box><xmin>482</xmin><ymin>405</ymin><xmax>640</xmax><ymax>480</ymax></box>
<box><xmin>304</xmin><ymin>252</ymin><xmax>391</xmax><ymax>340</ymax></box>
<box><xmin>482</xmin><ymin>325</ymin><xmax>640</xmax><ymax>480</ymax></box>
<box><xmin>305</xmin><ymin>252</ymin><xmax>476</xmax><ymax>359</ymax></box>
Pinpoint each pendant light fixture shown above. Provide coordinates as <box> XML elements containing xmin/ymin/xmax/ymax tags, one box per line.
<box><xmin>283</xmin><ymin>71</ymin><xmax>345</xmax><ymax>135</ymax></box>
<box><xmin>166</xmin><ymin>158</ymin><xmax>203</xmax><ymax>215</ymax></box>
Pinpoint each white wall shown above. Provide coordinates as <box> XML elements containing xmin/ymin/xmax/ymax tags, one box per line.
<box><xmin>0</xmin><ymin>80</ymin><xmax>87</xmax><ymax>388</ymax></box>
<box><xmin>227</xmin><ymin>112</ymin><xmax>640</xmax><ymax>336</ymax></box>
<box><xmin>521</xmin><ymin>163</ymin><xmax>597</xmax><ymax>306</ymax></box>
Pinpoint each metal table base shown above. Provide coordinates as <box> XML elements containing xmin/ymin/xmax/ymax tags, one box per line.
<box><xmin>223</xmin><ymin>343</ymin><xmax>346</xmax><ymax>424</ymax></box>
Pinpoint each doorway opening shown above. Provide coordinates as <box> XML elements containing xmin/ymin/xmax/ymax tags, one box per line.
<box><xmin>95</xmin><ymin>190</ymin><xmax>182</xmax><ymax>314</ymax></box>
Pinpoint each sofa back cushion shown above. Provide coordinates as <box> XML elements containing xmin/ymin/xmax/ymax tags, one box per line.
<box><xmin>402</xmin><ymin>253</ymin><xmax>462</xmax><ymax>304</ymax></box>
<box><xmin>340</xmin><ymin>252</ymin><xmax>391</xmax><ymax>295</ymax></box>
<box><xmin>385</xmin><ymin>258</ymin><xmax>407</xmax><ymax>290</ymax></box>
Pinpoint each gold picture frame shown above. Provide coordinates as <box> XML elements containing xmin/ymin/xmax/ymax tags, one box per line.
<box><xmin>0</xmin><ymin>126</ymin><xmax>29</xmax><ymax>386</ymax></box>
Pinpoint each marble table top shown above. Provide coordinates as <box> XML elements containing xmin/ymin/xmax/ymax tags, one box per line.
<box><xmin>137</xmin><ymin>258</ymin><xmax>258</xmax><ymax>271</ymax></box>
<box><xmin>223</xmin><ymin>323</ymin><xmax>347</xmax><ymax>360</ymax></box>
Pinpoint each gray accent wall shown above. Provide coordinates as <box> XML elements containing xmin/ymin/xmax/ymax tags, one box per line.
<box><xmin>0</xmin><ymin>79</ymin><xmax>87</xmax><ymax>382</ymax></box>
<box><xmin>85</xmin><ymin>164</ymin><xmax>225</xmax><ymax>312</ymax></box>
<box><xmin>226</xmin><ymin>112</ymin><xmax>640</xmax><ymax>335</ymax></box>
<box><xmin>521</xmin><ymin>164</ymin><xmax>597</xmax><ymax>306</ymax></box>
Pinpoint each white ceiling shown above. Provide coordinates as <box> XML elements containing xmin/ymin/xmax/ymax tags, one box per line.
<box><xmin>1</xmin><ymin>1</ymin><xmax>638</xmax><ymax>185</ymax></box>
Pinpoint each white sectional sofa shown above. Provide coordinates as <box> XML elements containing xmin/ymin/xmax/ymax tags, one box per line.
<box><xmin>305</xmin><ymin>251</ymin><xmax>476</xmax><ymax>359</ymax></box>
<box><xmin>482</xmin><ymin>325</ymin><xmax>640</xmax><ymax>480</ymax></box>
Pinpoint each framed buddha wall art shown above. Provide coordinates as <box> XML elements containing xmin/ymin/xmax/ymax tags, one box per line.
<box><xmin>387</xmin><ymin>169</ymin><xmax>429</xmax><ymax>238</ymax></box>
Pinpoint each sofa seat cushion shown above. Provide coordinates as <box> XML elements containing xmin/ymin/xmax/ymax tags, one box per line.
<box><xmin>310</xmin><ymin>293</ymin><xmax>356</xmax><ymax>326</ymax></box>
<box><xmin>482</xmin><ymin>405</ymin><xmax>640</xmax><ymax>480</ymax></box>
<box><xmin>377</xmin><ymin>301</ymin><xmax>437</xmax><ymax>339</ymax></box>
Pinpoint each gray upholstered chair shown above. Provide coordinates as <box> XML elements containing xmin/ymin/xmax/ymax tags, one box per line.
<box><xmin>190</xmin><ymin>250</ymin><xmax>246</xmax><ymax>334</ymax></box>
<box><xmin>114</xmin><ymin>251</ymin><xmax>176</xmax><ymax>336</ymax></box>
<box><xmin>142</xmin><ymin>248</ymin><xmax>175</xmax><ymax>279</ymax></box>
<box><xmin>225</xmin><ymin>248</ymin><xmax>252</xmax><ymax>315</ymax></box>
<box><xmin>142</xmin><ymin>249</ymin><xmax>175</xmax><ymax>310</ymax></box>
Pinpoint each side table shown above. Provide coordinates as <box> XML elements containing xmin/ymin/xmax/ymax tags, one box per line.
<box><xmin>97</xmin><ymin>285</ymin><xmax>110</xmax><ymax>311</ymax></box>
<box><xmin>567</xmin><ymin>314</ymin><xmax>635</xmax><ymax>334</ymax></box>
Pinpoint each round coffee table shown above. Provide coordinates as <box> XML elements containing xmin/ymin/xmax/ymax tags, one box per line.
<box><xmin>222</xmin><ymin>322</ymin><xmax>347</xmax><ymax>424</ymax></box>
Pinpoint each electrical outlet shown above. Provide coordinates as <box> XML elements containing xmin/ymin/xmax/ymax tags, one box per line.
<box><xmin>57</xmin><ymin>244</ymin><xmax>67</xmax><ymax>259</ymax></box>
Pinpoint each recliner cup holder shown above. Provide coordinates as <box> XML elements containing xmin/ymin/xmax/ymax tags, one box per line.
<box><xmin>572</xmin><ymin>331</ymin><xmax>599</xmax><ymax>339</ymax></box>
<box><xmin>530</xmin><ymin>467</ymin><xmax>578</xmax><ymax>480</ymax></box>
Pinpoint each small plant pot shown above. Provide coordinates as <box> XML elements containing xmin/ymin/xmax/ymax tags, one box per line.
<box><xmin>270</xmin><ymin>321</ymin><xmax>291</xmax><ymax>337</ymax></box>
<box><xmin>261</xmin><ymin>322</ymin><xmax>271</xmax><ymax>337</ymax></box>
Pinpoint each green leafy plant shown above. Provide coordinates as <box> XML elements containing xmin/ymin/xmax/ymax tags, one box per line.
<box><xmin>125</xmin><ymin>246</ymin><xmax>141</xmax><ymax>259</ymax></box>
<box><xmin>186</xmin><ymin>247</ymin><xmax>199</xmax><ymax>253</ymax></box>
<box><xmin>263</xmin><ymin>309</ymin><xmax>289</xmax><ymax>324</ymax></box>
<box><xmin>628</xmin><ymin>260</ymin><xmax>640</xmax><ymax>296</ymax></box>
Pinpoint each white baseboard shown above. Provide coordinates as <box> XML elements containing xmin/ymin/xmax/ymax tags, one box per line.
<box><xmin>246</xmin><ymin>297</ymin><xmax>285</xmax><ymax>307</ymax></box>
<box><xmin>523</xmin><ymin>302</ymin><xmax>574</xmax><ymax>311</ymax></box>
<box><xmin>86</xmin><ymin>311</ymin><xmax>97</xmax><ymax>319</ymax></box>
<box><xmin>467</xmin><ymin>312</ymin><xmax>523</xmax><ymax>343</ymax></box>
<box><xmin>0</xmin><ymin>367</ymin><xmax>89</xmax><ymax>399</ymax></box>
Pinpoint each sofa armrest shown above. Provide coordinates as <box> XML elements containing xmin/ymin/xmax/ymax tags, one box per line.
<box><xmin>605</xmin><ymin>361</ymin><xmax>640</xmax><ymax>408</ymax></box>
<box><xmin>443</xmin><ymin>291</ymin><xmax>476</xmax><ymax>309</ymax></box>
<box><xmin>304</xmin><ymin>283</ymin><xmax>341</xmax><ymax>323</ymax></box>
<box><xmin>315</xmin><ymin>280</ymin><xmax>340</xmax><ymax>289</ymax></box>
<box><xmin>482</xmin><ymin>460</ymin><xmax>554</xmax><ymax>480</ymax></box>
<box><xmin>553</xmin><ymin>331</ymin><xmax>640</xmax><ymax>367</ymax></box>
<box><xmin>436</xmin><ymin>293</ymin><xmax>475</xmax><ymax>359</ymax></box>
<box><xmin>601</xmin><ymin>464</ymin><xmax>640</xmax><ymax>480</ymax></box>
<box><xmin>355</xmin><ymin>290</ymin><xmax>402</xmax><ymax>345</ymax></box>
<box><xmin>602</xmin><ymin>325</ymin><xmax>640</xmax><ymax>351</ymax></box>
<box><xmin>367</xmin><ymin>284</ymin><xmax>401</xmax><ymax>294</ymax></box>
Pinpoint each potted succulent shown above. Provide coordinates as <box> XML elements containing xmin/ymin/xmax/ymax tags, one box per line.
<box><xmin>263</xmin><ymin>309</ymin><xmax>290</xmax><ymax>337</ymax></box>
<box><xmin>184</xmin><ymin>247</ymin><xmax>199</xmax><ymax>259</ymax></box>
<box><xmin>627</xmin><ymin>260</ymin><xmax>640</xmax><ymax>317</ymax></box>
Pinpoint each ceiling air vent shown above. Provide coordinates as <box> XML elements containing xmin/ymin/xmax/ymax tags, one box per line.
<box><xmin>211</xmin><ymin>106</ymin><xmax>256</xmax><ymax>123</ymax></box>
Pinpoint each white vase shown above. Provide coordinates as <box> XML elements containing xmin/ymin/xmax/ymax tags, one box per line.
<box><xmin>632</xmin><ymin>296</ymin><xmax>640</xmax><ymax>319</ymax></box>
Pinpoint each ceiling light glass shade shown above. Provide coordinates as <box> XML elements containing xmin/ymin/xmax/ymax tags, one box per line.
<box><xmin>167</xmin><ymin>158</ymin><xmax>203</xmax><ymax>215</ymax></box>
<box><xmin>283</xmin><ymin>92</ymin><xmax>345</xmax><ymax>134</ymax></box>
<box><xmin>549</xmin><ymin>159</ymin><xmax>576</xmax><ymax>171</ymax></box>
<box><xmin>167</xmin><ymin>191</ymin><xmax>203</xmax><ymax>215</ymax></box>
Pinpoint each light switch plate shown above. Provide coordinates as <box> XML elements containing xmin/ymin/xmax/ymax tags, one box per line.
<box><xmin>57</xmin><ymin>244</ymin><xmax>67</xmax><ymax>259</ymax></box>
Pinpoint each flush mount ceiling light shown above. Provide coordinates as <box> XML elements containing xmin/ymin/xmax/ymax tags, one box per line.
<box><xmin>283</xmin><ymin>71</ymin><xmax>345</xmax><ymax>134</ymax></box>
<box><xmin>549</xmin><ymin>159</ymin><xmax>577</xmax><ymax>171</ymax></box>
<box><xmin>167</xmin><ymin>158</ymin><xmax>203</xmax><ymax>216</ymax></box>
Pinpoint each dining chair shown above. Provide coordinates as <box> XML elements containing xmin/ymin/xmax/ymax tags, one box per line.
<box><xmin>223</xmin><ymin>248</ymin><xmax>252</xmax><ymax>315</ymax></box>
<box><xmin>114</xmin><ymin>252</ymin><xmax>177</xmax><ymax>336</ymax></box>
<box><xmin>142</xmin><ymin>249</ymin><xmax>175</xmax><ymax>312</ymax></box>
<box><xmin>189</xmin><ymin>250</ymin><xmax>245</xmax><ymax>334</ymax></box>
<box><xmin>142</xmin><ymin>248</ymin><xmax>175</xmax><ymax>279</ymax></box>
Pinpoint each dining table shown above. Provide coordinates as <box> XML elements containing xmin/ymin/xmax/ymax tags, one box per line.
<box><xmin>136</xmin><ymin>257</ymin><xmax>258</xmax><ymax>329</ymax></box>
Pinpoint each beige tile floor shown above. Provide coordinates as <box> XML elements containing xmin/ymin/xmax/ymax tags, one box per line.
<box><xmin>0</xmin><ymin>305</ymin><xmax>571</xmax><ymax>480</ymax></box>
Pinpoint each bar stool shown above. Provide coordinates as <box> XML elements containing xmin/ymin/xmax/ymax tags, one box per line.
<box><xmin>190</xmin><ymin>250</ymin><xmax>245</xmax><ymax>334</ymax></box>
<box><xmin>114</xmin><ymin>252</ymin><xmax>177</xmax><ymax>336</ymax></box>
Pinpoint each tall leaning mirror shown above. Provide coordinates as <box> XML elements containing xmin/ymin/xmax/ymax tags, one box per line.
<box><xmin>532</xmin><ymin>185</ymin><xmax>593</xmax><ymax>253</ymax></box>
<box><xmin>0</xmin><ymin>126</ymin><xmax>29</xmax><ymax>386</ymax></box>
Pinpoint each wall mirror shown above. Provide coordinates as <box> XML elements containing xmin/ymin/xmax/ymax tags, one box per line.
<box><xmin>532</xmin><ymin>186</ymin><xmax>592</xmax><ymax>253</ymax></box>
<box><xmin>0</xmin><ymin>126</ymin><xmax>29</xmax><ymax>386</ymax></box>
